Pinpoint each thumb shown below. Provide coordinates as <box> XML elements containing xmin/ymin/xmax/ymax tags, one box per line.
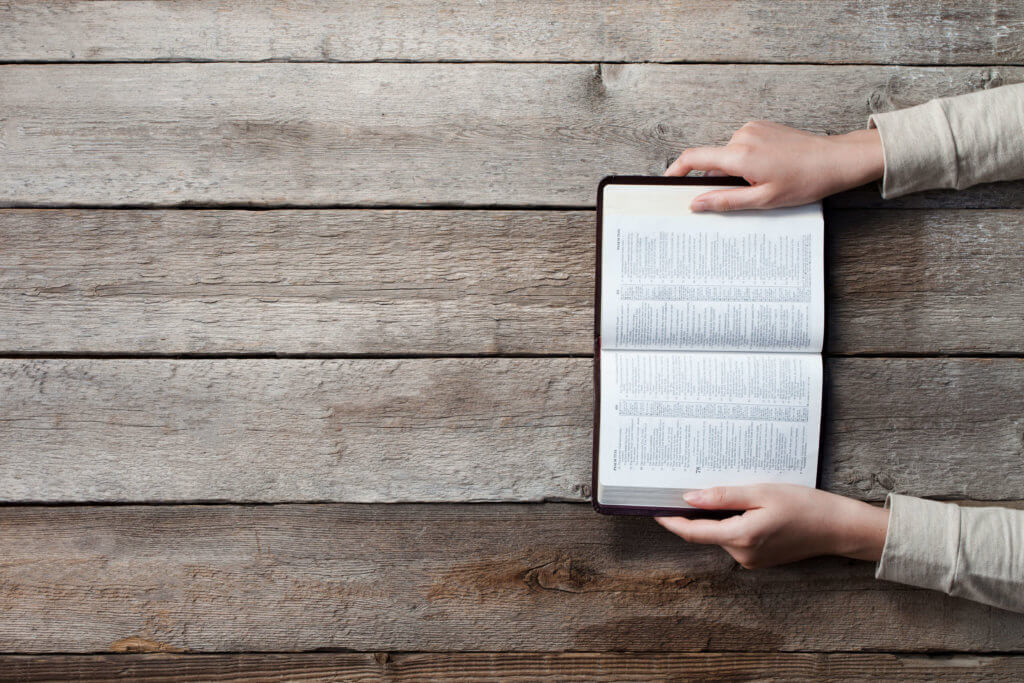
<box><xmin>684</xmin><ymin>486</ymin><xmax>763</xmax><ymax>510</ymax></box>
<box><xmin>691</xmin><ymin>185</ymin><xmax>772</xmax><ymax>212</ymax></box>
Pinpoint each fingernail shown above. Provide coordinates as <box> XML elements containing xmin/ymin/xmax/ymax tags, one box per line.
<box><xmin>690</xmin><ymin>201</ymin><xmax>707</xmax><ymax>212</ymax></box>
<box><xmin>683</xmin><ymin>490</ymin><xmax>705</xmax><ymax>504</ymax></box>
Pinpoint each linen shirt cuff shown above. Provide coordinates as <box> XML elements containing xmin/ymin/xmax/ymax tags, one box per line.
<box><xmin>868</xmin><ymin>100</ymin><xmax>958</xmax><ymax>199</ymax></box>
<box><xmin>875</xmin><ymin>493</ymin><xmax>961</xmax><ymax>594</ymax></box>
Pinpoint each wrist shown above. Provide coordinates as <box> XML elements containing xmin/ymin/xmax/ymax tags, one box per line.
<box><xmin>832</xmin><ymin>128</ymin><xmax>884</xmax><ymax>189</ymax></box>
<box><xmin>831</xmin><ymin>498</ymin><xmax>890</xmax><ymax>562</ymax></box>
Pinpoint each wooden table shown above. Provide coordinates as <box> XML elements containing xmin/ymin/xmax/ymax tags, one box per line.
<box><xmin>2</xmin><ymin>2</ymin><xmax>1023</xmax><ymax>680</ymax></box>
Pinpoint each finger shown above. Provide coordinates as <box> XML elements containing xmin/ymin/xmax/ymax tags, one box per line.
<box><xmin>704</xmin><ymin>169</ymin><xmax>729</xmax><ymax>177</ymax></box>
<box><xmin>682</xmin><ymin>485</ymin><xmax>764</xmax><ymax>510</ymax></box>
<box><xmin>690</xmin><ymin>185</ymin><xmax>772</xmax><ymax>212</ymax></box>
<box><xmin>655</xmin><ymin>516</ymin><xmax>735</xmax><ymax>545</ymax></box>
<box><xmin>664</xmin><ymin>146</ymin><xmax>735</xmax><ymax>176</ymax></box>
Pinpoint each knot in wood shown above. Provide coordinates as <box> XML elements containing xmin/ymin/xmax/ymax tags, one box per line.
<box><xmin>522</xmin><ymin>558</ymin><xmax>594</xmax><ymax>593</ymax></box>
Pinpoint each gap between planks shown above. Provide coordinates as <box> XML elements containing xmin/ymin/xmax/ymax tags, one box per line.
<box><xmin>4</xmin><ymin>60</ymin><xmax>1024</xmax><ymax>67</ymax></box>
<box><xmin>1</xmin><ymin>353</ymin><xmax>1022</xmax><ymax>359</ymax></box>
<box><xmin>0</xmin><ymin>198</ymin><xmax>1021</xmax><ymax>210</ymax></box>
<box><xmin>0</xmin><ymin>500</ymin><xmax>1021</xmax><ymax>509</ymax></box>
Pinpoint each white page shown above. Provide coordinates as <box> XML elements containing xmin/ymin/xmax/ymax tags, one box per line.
<box><xmin>601</xmin><ymin>184</ymin><xmax>824</xmax><ymax>353</ymax></box>
<box><xmin>597</xmin><ymin>350</ymin><xmax>821</xmax><ymax>507</ymax></box>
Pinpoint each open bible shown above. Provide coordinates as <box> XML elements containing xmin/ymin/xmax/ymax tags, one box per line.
<box><xmin>593</xmin><ymin>176</ymin><xmax>825</xmax><ymax>515</ymax></box>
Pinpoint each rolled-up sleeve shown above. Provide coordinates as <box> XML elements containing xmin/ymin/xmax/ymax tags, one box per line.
<box><xmin>867</xmin><ymin>83</ymin><xmax>1024</xmax><ymax>198</ymax></box>
<box><xmin>876</xmin><ymin>494</ymin><xmax>1024</xmax><ymax>613</ymax></box>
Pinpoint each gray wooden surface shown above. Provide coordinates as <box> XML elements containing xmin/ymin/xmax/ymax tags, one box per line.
<box><xmin>2</xmin><ymin>1</ymin><xmax>1022</xmax><ymax>65</ymax></box>
<box><xmin>1</xmin><ymin>1</ymin><xmax>1023</xmax><ymax>679</ymax></box>
<box><xmin>6</xmin><ymin>652</ymin><xmax>1024</xmax><ymax>683</ymax></box>
<box><xmin>1</xmin><ymin>358</ymin><xmax>1021</xmax><ymax>503</ymax></box>
<box><xmin>2</xmin><ymin>209</ymin><xmax>1021</xmax><ymax>355</ymax></box>
<box><xmin>3</xmin><ymin>504</ymin><xmax>1024</xmax><ymax>654</ymax></box>
<box><xmin>3</xmin><ymin>64</ymin><xmax>1024</xmax><ymax>207</ymax></box>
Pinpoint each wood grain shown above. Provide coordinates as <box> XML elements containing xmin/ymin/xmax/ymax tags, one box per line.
<box><xmin>0</xmin><ymin>358</ymin><xmax>591</xmax><ymax>503</ymax></box>
<box><xmin>0</xmin><ymin>209</ymin><xmax>593</xmax><ymax>356</ymax></box>
<box><xmin>825</xmin><ymin>209</ymin><xmax>1024</xmax><ymax>354</ymax></box>
<box><xmin>2</xmin><ymin>503</ymin><xmax>1024</xmax><ymax>653</ymax></box>
<box><xmin>2</xmin><ymin>209</ymin><xmax>1020</xmax><ymax>355</ymax></box>
<box><xmin>2</xmin><ymin>1</ymin><xmax>1021</xmax><ymax>65</ymax></box>
<box><xmin>1</xmin><ymin>358</ymin><xmax>1020</xmax><ymax>503</ymax></box>
<box><xmin>2</xmin><ymin>64</ymin><xmax>1022</xmax><ymax>207</ymax></box>
<box><xmin>4</xmin><ymin>652</ymin><xmax>1024</xmax><ymax>682</ymax></box>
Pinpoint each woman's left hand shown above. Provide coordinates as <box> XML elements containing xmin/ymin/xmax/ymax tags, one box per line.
<box><xmin>656</xmin><ymin>484</ymin><xmax>890</xmax><ymax>568</ymax></box>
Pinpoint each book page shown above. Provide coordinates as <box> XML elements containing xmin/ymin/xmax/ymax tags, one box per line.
<box><xmin>601</xmin><ymin>184</ymin><xmax>824</xmax><ymax>353</ymax></box>
<box><xmin>597</xmin><ymin>350</ymin><xmax>821</xmax><ymax>508</ymax></box>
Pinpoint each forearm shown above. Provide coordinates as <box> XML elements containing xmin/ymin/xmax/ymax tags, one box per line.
<box><xmin>868</xmin><ymin>83</ymin><xmax>1024</xmax><ymax>198</ymax></box>
<box><xmin>876</xmin><ymin>494</ymin><xmax>1024</xmax><ymax>613</ymax></box>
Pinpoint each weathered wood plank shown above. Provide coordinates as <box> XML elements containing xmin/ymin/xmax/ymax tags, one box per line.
<box><xmin>825</xmin><ymin>209</ymin><xmax>1024</xmax><ymax>354</ymax></box>
<box><xmin>2</xmin><ymin>64</ymin><xmax>1022</xmax><ymax>207</ymax></box>
<box><xmin>1</xmin><ymin>358</ymin><xmax>1020</xmax><ymax>503</ymax></box>
<box><xmin>1</xmin><ymin>358</ymin><xmax>591</xmax><ymax>503</ymax></box>
<box><xmin>0</xmin><ymin>209</ymin><xmax>593</xmax><ymax>356</ymax></box>
<box><xmin>820</xmin><ymin>359</ymin><xmax>1024</xmax><ymax>500</ymax></box>
<box><xmin>828</xmin><ymin>181</ymin><xmax>1024</xmax><ymax>210</ymax></box>
<box><xmin>1</xmin><ymin>504</ymin><xmax>1024</xmax><ymax>653</ymax></box>
<box><xmin>5</xmin><ymin>652</ymin><xmax>1024</xmax><ymax>682</ymax></box>
<box><xmin>2</xmin><ymin>209</ymin><xmax>1020</xmax><ymax>355</ymax></box>
<box><xmin>1</xmin><ymin>1</ymin><xmax>1021</xmax><ymax>65</ymax></box>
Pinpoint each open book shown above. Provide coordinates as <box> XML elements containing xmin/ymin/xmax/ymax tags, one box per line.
<box><xmin>593</xmin><ymin>177</ymin><xmax>825</xmax><ymax>515</ymax></box>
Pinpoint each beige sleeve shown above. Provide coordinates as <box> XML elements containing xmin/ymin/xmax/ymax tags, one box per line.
<box><xmin>867</xmin><ymin>83</ymin><xmax>1024</xmax><ymax>198</ymax></box>
<box><xmin>876</xmin><ymin>494</ymin><xmax>1024</xmax><ymax>613</ymax></box>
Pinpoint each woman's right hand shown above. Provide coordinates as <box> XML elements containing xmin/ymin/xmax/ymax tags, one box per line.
<box><xmin>664</xmin><ymin>121</ymin><xmax>884</xmax><ymax>212</ymax></box>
